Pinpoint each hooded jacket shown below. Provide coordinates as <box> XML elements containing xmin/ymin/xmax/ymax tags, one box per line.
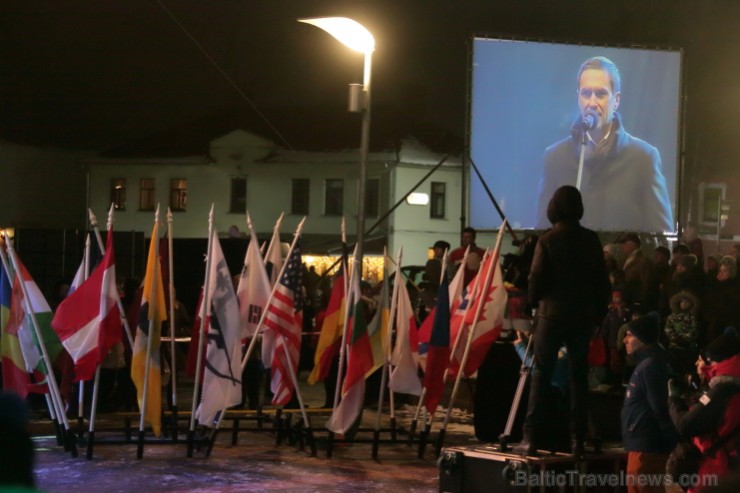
<box><xmin>621</xmin><ymin>344</ymin><xmax>678</xmax><ymax>453</ymax></box>
<box><xmin>669</xmin><ymin>354</ymin><xmax>740</xmax><ymax>492</ymax></box>
<box><xmin>528</xmin><ymin>186</ymin><xmax>611</xmax><ymax>322</ymax></box>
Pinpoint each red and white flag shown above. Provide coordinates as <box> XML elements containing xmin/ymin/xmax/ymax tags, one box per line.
<box><xmin>52</xmin><ymin>229</ymin><xmax>122</xmax><ymax>382</ymax></box>
<box><xmin>261</xmin><ymin>217</ymin><xmax>284</xmax><ymax>367</ymax></box>
<box><xmin>264</xmin><ymin>237</ymin><xmax>303</xmax><ymax>406</ymax></box>
<box><xmin>449</xmin><ymin>222</ymin><xmax>507</xmax><ymax>377</ymax></box>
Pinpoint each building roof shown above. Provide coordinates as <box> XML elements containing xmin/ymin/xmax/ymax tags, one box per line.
<box><xmin>101</xmin><ymin>105</ymin><xmax>463</xmax><ymax>158</ymax></box>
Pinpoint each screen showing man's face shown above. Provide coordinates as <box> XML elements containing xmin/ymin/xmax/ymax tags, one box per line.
<box><xmin>468</xmin><ymin>39</ymin><xmax>681</xmax><ymax>232</ymax></box>
<box><xmin>578</xmin><ymin>69</ymin><xmax>620</xmax><ymax>130</ymax></box>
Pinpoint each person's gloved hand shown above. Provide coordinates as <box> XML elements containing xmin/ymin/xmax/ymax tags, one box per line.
<box><xmin>668</xmin><ymin>378</ymin><xmax>683</xmax><ymax>398</ymax></box>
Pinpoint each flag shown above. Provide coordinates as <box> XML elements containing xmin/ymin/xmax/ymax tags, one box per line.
<box><xmin>389</xmin><ymin>271</ymin><xmax>422</xmax><ymax>396</ymax></box>
<box><xmin>450</xmin><ymin>223</ymin><xmax>508</xmax><ymax>377</ymax></box>
<box><xmin>196</xmin><ymin>230</ymin><xmax>242</xmax><ymax>426</ymax></box>
<box><xmin>51</xmin><ymin>229</ymin><xmax>122</xmax><ymax>382</ymax></box>
<box><xmin>417</xmin><ymin>256</ymin><xmax>467</xmax><ymax>360</ymax></box>
<box><xmin>264</xmin><ymin>238</ymin><xmax>303</xmax><ymax>406</ymax></box>
<box><xmin>366</xmin><ymin>257</ymin><xmax>390</xmax><ymax>378</ymax></box>
<box><xmin>307</xmin><ymin>259</ymin><xmax>346</xmax><ymax>385</ymax></box>
<box><xmin>236</xmin><ymin>231</ymin><xmax>271</xmax><ymax>340</ymax></box>
<box><xmin>68</xmin><ymin>250</ymin><xmax>86</xmax><ymax>295</ymax></box>
<box><xmin>423</xmin><ymin>275</ymin><xmax>451</xmax><ymax>414</ymax></box>
<box><xmin>6</xmin><ymin>257</ymin><xmax>64</xmax><ymax>378</ymax></box>
<box><xmin>131</xmin><ymin>224</ymin><xmax>167</xmax><ymax>436</ymax></box>
<box><xmin>0</xmin><ymin>257</ymin><xmax>32</xmax><ymax>398</ymax></box>
<box><xmin>326</xmin><ymin>264</ymin><xmax>373</xmax><ymax>434</ymax></box>
<box><xmin>261</xmin><ymin>220</ymin><xmax>283</xmax><ymax>367</ymax></box>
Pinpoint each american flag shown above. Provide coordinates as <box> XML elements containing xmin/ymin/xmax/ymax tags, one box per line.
<box><xmin>264</xmin><ymin>238</ymin><xmax>304</xmax><ymax>405</ymax></box>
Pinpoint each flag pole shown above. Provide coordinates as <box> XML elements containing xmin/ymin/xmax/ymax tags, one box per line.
<box><xmin>87</xmin><ymin>209</ymin><xmax>115</xmax><ymax>459</ymax></box>
<box><xmin>417</xmin><ymin>247</ymin><xmax>480</xmax><ymax>457</ymax></box>
<box><xmin>89</xmin><ymin>207</ymin><xmax>135</xmax><ymax>350</ymax></box>
<box><xmin>372</xmin><ymin>247</ymin><xmax>400</xmax><ymax>458</ymax></box>
<box><xmin>409</xmin><ymin>246</ymin><xmax>451</xmax><ymax>442</ymax></box>
<box><xmin>256</xmin><ymin>219</ymin><xmax>311</xmax><ymax>431</ymax></box>
<box><xmin>166</xmin><ymin>207</ymin><xmax>179</xmax><ymax>440</ymax></box>
<box><xmin>138</xmin><ymin>205</ymin><xmax>163</xmax><ymax>459</ymax></box>
<box><xmin>323</xmin><ymin>217</ymin><xmax>349</xmax><ymax>457</ymax></box>
<box><xmin>434</xmin><ymin>223</ymin><xmax>506</xmax><ymax>455</ymax></box>
<box><xmin>0</xmin><ymin>246</ymin><xmax>62</xmax><ymax>446</ymax></box>
<box><xmin>4</xmin><ymin>232</ymin><xmax>78</xmax><ymax>457</ymax></box>
<box><xmin>187</xmin><ymin>204</ymin><xmax>215</xmax><ymax>458</ymax></box>
<box><xmin>205</xmin><ymin>217</ymin><xmax>308</xmax><ymax>456</ymax></box>
<box><xmin>77</xmin><ymin>234</ymin><xmax>90</xmax><ymax>440</ymax></box>
<box><xmin>385</xmin><ymin>248</ymin><xmax>403</xmax><ymax>432</ymax></box>
<box><xmin>326</xmin><ymin>244</ymin><xmax>365</xmax><ymax>457</ymax></box>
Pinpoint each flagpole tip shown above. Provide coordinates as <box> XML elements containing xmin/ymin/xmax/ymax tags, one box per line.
<box><xmin>88</xmin><ymin>209</ymin><xmax>98</xmax><ymax>227</ymax></box>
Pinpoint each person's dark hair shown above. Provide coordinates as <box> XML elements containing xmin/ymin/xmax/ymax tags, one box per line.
<box><xmin>462</xmin><ymin>227</ymin><xmax>476</xmax><ymax>239</ymax></box>
<box><xmin>672</xmin><ymin>243</ymin><xmax>690</xmax><ymax>255</ymax></box>
<box><xmin>577</xmin><ymin>56</ymin><xmax>621</xmax><ymax>94</ymax></box>
<box><xmin>654</xmin><ymin>245</ymin><xmax>670</xmax><ymax>260</ymax></box>
<box><xmin>546</xmin><ymin>185</ymin><xmax>584</xmax><ymax>225</ymax></box>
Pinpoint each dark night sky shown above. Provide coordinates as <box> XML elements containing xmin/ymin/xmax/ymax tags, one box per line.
<box><xmin>2</xmin><ymin>0</ymin><xmax>740</xmax><ymax>181</ymax></box>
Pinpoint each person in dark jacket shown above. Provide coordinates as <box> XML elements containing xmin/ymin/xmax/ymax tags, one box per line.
<box><xmin>669</xmin><ymin>328</ymin><xmax>740</xmax><ymax>492</ymax></box>
<box><xmin>515</xmin><ymin>185</ymin><xmax>611</xmax><ymax>456</ymax></box>
<box><xmin>621</xmin><ymin>312</ymin><xmax>678</xmax><ymax>493</ymax></box>
<box><xmin>534</xmin><ymin>56</ymin><xmax>673</xmax><ymax>232</ymax></box>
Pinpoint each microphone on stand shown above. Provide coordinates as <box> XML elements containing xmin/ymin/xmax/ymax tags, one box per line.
<box><xmin>581</xmin><ymin>114</ymin><xmax>596</xmax><ymax>130</ymax></box>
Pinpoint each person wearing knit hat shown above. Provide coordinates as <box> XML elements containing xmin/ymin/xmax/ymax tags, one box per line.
<box><xmin>622</xmin><ymin>311</ymin><xmax>678</xmax><ymax>493</ymax></box>
<box><xmin>704</xmin><ymin>327</ymin><xmax>740</xmax><ymax>365</ymax></box>
<box><xmin>669</xmin><ymin>327</ymin><xmax>740</xmax><ymax>491</ymax></box>
<box><xmin>625</xmin><ymin>311</ymin><xmax>661</xmax><ymax>346</ymax></box>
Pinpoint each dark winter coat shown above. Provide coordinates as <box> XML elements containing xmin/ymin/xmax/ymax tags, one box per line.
<box><xmin>621</xmin><ymin>344</ymin><xmax>678</xmax><ymax>453</ymax></box>
<box><xmin>528</xmin><ymin>187</ymin><xmax>610</xmax><ymax>323</ymax></box>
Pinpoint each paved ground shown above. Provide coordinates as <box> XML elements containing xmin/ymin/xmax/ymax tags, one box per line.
<box><xmin>30</xmin><ymin>375</ymin><xmax>478</xmax><ymax>493</ymax></box>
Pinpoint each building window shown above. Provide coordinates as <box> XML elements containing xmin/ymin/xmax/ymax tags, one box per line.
<box><xmin>365</xmin><ymin>178</ymin><xmax>380</xmax><ymax>217</ymax></box>
<box><xmin>230</xmin><ymin>177</ymin><xmax>247</xmax><ymax>213</ymax></box>
<box><xmin>111</xmin><ymin>178</ymin><xmax>126</xmax><ymax>211</ymax></box>
<box><xmin>430</xmin><ymin>182</ymin><xmax>446</xmax><ymax>218</ymax></box>
<box><xmin>292</xmin><ymin>179</ymin><xmax>309</xmax><ymax>215</ymax></box>
<box><xmin>324</xmin><ymin>179</ymin><xmax>344</xmax><ymax>216</ymax></box>
<box><xmin>699</xmin><ymin>183</ymin><xmax>726</xmax><ymax>225</ymax></box>
<box><xmin>139</xmin><ymin>178</ymin><xmax>156</xmax><ymax>211</ymax></box>
<box><xmin>170</xmin><ymin>178</ymin><xmax>187</xmax><ymax>212</ymax></box>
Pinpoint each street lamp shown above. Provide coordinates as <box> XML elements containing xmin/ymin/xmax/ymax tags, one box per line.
<box><xmin>298</xmin><ymin>16</ymin><xmax>375</xmax><ymax>269</ymax></box>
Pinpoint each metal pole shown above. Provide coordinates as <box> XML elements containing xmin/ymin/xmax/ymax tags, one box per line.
<box><xmin>356</xmin><ymin>50</ymin><xmax>372</xmax><ymax>272</ymax></box>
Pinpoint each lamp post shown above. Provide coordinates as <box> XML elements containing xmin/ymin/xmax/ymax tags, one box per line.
<box><xmin>298</xmin><ymin>16</ymin><xmax>375</xmax><ymax>269</ymax></box>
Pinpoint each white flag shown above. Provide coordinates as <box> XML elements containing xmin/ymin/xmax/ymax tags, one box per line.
<box><xmin>236</xmin><ymin>233</ymin><xmax>271</xmax><ymax>339</ymax></box>
<box><xmin>389</xmin><ymin>273</ymin><xmax>422</xmax><ymax>396</ymax></box>
<box><xmin>196</xmin><ymin>230</ymin><xmax>243</xmax><ymax>426</ymax></box>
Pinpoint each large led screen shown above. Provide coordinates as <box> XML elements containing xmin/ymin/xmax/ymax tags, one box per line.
<box><xmin>469</xmin><ymin>38</ymin><xmax>682</xmax><ymax>233</ymax></box>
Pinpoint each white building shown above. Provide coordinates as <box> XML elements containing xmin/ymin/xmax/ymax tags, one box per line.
<box><xmin>84</xmin><ymin>128</ymin><xmax>463</xmax><ymax>267</ymax></box>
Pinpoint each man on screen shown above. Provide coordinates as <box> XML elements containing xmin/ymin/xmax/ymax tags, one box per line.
<box><xmin>535</xmin><ymin>56</ymin><xmax>674</xmax><ymax>232</ymax></box>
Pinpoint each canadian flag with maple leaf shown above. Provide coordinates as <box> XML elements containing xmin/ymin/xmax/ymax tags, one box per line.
<box><xmin>448</xmin><ymin>221</ymin><xmax>508</xmax><ymax>377</ymax></box>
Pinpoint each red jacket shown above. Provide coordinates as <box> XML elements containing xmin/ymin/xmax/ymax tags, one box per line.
<box><xmin>670</xmin><ymin>354</ymin><xmax>740</xmax><ymax>492</ymax></box>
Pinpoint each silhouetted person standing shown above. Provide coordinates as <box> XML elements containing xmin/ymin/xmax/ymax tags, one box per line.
<box><xmin>515</xmin><ymin>185</ymin><xmax>610</xmax><ymax>456</ymax></box>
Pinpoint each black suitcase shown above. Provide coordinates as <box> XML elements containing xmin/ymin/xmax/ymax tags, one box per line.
<box><xmin>438</xmin><ymin>444</ymin><xmax>627</xmax><ymax>493</ymax></box>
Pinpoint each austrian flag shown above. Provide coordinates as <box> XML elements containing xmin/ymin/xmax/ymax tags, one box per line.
<box><xmin>52</xmin><ymin>230</ymin><xmax>122</xmax><ymax>381</ymax></box>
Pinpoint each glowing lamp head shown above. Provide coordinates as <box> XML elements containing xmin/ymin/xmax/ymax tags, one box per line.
<box><xmin>298</xmin><ymin>17</ymin><xmax>375</xmax><ymax>53</ymax></box>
